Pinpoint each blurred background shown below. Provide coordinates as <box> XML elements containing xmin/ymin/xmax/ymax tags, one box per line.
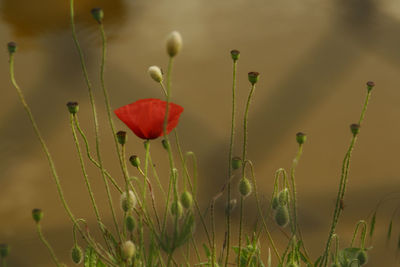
<box><xmin>1</xmin><ymin>0</ymin><xmax>400</xmax><ymax>265</ymax></box>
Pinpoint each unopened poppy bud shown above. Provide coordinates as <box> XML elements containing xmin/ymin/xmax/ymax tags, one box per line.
<box><xmin>148</xmin><ymin>66</ymin><xmax>163</xmax><ymax>83</ymax></box>
<box><xmin>238</xmin><ymin>178</ymin><xmax>252</xmax><ymax>197</ymax></box>
<box><xmin>357</xmin><ymin>250</ymin><xmax>368</xmax><ymax>265</ymax></box>
<box><xmin>230</xmin><ymin>50</ymin><xmax>240</xmax><ymax>61</ymax></box>
<box><xmin>225</xmin><ymin>199</ymin><xmax>237</xmax><ymax>215</ymax></box>
<box><xmin>166</xmin><ymin>31</ymin><xmax>182</xmax><ymax>57</ymax></box>
<box><xmin>366</xmin><ymin>81</ymin><xmax>375</xmax><ymax>92</ymax></box>
<box><xmin>180</xmin><ymin>191</ymin><xmax>193</xmax><ymax>209</ymax></box>
<box><xmin>232</xmin><ymin>157</ymin><xmax>242</xmax><ymax>170</ymax></box>
<box><xmin>66</xmin><ymin>101</ymin><xmax>79</xmax><ymax>114</ymax></box>
<box><xmin>125</xmin><ymin>215</ymin><xmax>136</xmax><ymax>232</ymax></box>
<box><xmin>248</xmin><ymin>72</ymin><xmax>260</xmax><ymax>85</ymax></box>
<box><xmin>129</xmin><ymin>155</ymin><xmax>140</xmax><ymax>168</ymax></box>
<box><xmin>274</xmin><ymin>205</ymin><xmax>289</xmax><ymax>227</ymax></box>
<box><xmin>120</xmin><ymin>191</ymin><xmax>137</xmax><ymax>212</ymax></box>
<box><xmin>121</xmin><ymin>241</ymin><xmax>136</xmax><ymax>260</ymax></box>
<box><xmin>271</xmin><ymin>196</ymin><xmax>280</xmax><ymax>210</ymax></box>
<box><xmin>296</xmin><ymin>132</ymin><xmax>306</xmax><ymax>145</ymax></box>
<box><xmin>162</xmin><ymin>139</ymin><xmax>170</xmax><ymax>150</ymax></box>
<box><xmin>170</xmin><ymin>201</ymin><xmax>183</xmax><ymax>218</ymax></box>
<box><xmin>0</xmin><ymin>244</ymin><xmax>10</xmax><ymax>258</ymax></box>
<box><xmin>350</xmin><ymin>123</ymin><xmax>360</xmax><ymax>136</ymax></box>
<box><xmin>116</xmin><ymin>131</ymin><xmax>127</xmax><ymax>145</ymax></box>
<box><xmin>71</xmin><ymin>246</ymin><xmax>83</xmax><ymax>264</ymax></box>
<box><xmin>32</xmin><ymin>208</ymin><xmax>43</xmax><ymax>223</ymax></box>
<box><xmin>278</xmin><ymin>188</ymin><xmax>289</xmax><ymax>206</ymax></box>
<box><xmin>7</xmin><ymin>42</ymin><xmax>17</xmax><ymax>54</ymax></box>
<box><xmin>91</xmin><ymin>8</ymin><xmax>104</xmax><ymax>24</ymax></box>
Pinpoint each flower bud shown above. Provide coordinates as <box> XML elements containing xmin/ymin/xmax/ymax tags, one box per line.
<box><xmin>225</xmin><ymin>199</ymin><xmax>237</xmax><ymax>215</ymax></box>
<box><xmin>121</xmin><ymin>241</ymin><xmax>136</xmax><ymax>260</ymax></box>
<box><xmin>180</xmin><ymin>191</ymin><xmax>193</xmax><ymax>209</ymax></box>
<box><xmin>248</xmin><ymin>72</ymin><xmax>260</xmax><ymax>85</ymax></box>
<box><xmin>366</xmin><ymin>81</ymin><xmax>375</xmax><ymax>92</ymax></box>
<box><xmin>116</xmin><ymin>131</ymin><xmax>127</xmax><ymax>145</ymax></box>
<box><xmin>162</xmin><ymin>139</ymin><xmax>170</xmax><ymax>150</ymax></box>
<box><xmin>271</xmin><ymin>196</ymin><xmax>280</xmax><ymax>210</ymax></box>
<box><xmin>230</xmin><ymin>50</ymin><xmax>240</xmax><ymax>61</ymax></box>
<box><xmin>232</xmin><ymin>157</ymin><xmax>242</xmax><ymax>170</ymax></box>
<box><xmin>278</xmin><ymin>188</ymin><xmax>289</xmax><ymax>206</ymax></box>
<box><xmin>148</xmin><ymin>66</ymin><xmax>163</xmax><ymax>83</ymax></box>
<box><xmin>274</xmin><ymin>205</ymin><xmax>289</xmax><ymax>227</ymax></box>
<box><xmin>91</xmin><ymin>8</ymin><xmax>104</xmax><ymax>24</ymax></box>
<box><xmin>71</xmin><ymin>246</ymin><xmax>83</xmax><ymax>264</ymax></box>
<box><xmin>170</xmin><ymin>201</ymin><xmax>183</xmax><ymax>218</ymax></box>
<box><xmin>350</xmin><ymin>123</ymin><xmax>360</xmax><ymax>136</ymax></box>
<box><xmin>125</xmin><ymin>215</ymin><xmax>136</xmax><ymax>232</ymax></box>
<box><xmin>32</xmin><ymin>208</ymin><xmax>43</xmax><ymax>223</ymax></box>
<box><xmin>238</xmin><ymin>178</ymin><xmax>252</xmax><ymax>197</ymax></box>
<box><xmin>129</xmin><ymin>155</ymin><xmax>140</xmax><ymax>168</ymax></box>
<box><xmin>0</xmin><ymin>244</ymin><xmax>10</xmax><ymax>258</ymax></box>
<box><xmin>66</xmin><ymin>101</ymin><xmax>79</xmax><ymax>115</ymax></box>
<box><xmin>357</xmin><ymin>250</ymin><xmax>368</xmax><ymax>265</ymax></box>
<box><xmin>166</xmin><ymin>31</ymin><xmax>182</xmax><ymax>57</ymax></box>
<box><xmin>7</xmin><ymin>42</ymin><xmax>17</xmax><ymax>54</ymax></box>
<box><xmin>120</xmin><ymin>191</ymin><xmax>137</xmax><ymax>212</ymax></box>
<box><xmin>296</xmin><ymin>132</ymin><xmax>306</xmax><ymax>145</ymax></box>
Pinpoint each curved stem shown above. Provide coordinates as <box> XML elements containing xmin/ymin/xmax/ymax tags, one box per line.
<box><xmin>36</xmin><ymin>223</ymin><xmax>62</xmax><ymax>267</ymax></box>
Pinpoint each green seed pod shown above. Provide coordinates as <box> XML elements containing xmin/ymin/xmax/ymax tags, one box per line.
<box><xmin>180</xmin><ymin>191</ymin><xmax>193</xmax><ymax>209</ymax></box>
<box><xmin>278</xmin><ymin>188</ymin><xmax>289</xmax><ymax>206</ymax></box>
<box><xmin>66</xmin><ymin>101</ymin><xmax>79</xmax><ymax>115</ymax></box>
<box><xmin>162</xmin><ymin>139</ymin><xmax>170</xmax><ymax>150</ymax></box>
<box><xmin>170</xmin><ymin>201</ymin><xmax>183</xmax><ymax>218</ymax></box>
<box><xmin>71</xmin><ymin>246</ymin><xmax>83</xmax><ymax>264</ymax></box>
<box><xmin>231</xmin><ymin>157</ymin><xmax>242</xmax><ymax>170</ymax></box>
<box><xmin>121</xmin><ymin>241</ymin><xmax>136</xmax><ymax>260</ymax></box>
<box><xmin>125</xmin><ymin>215</ymin><xmax>136</xmax><ymax>232</ymax></box>
<box><xmin>7</xmin><ymin>42</ymin><xmax>17</xmax><ymax>54</ymax></box>
<box><xmin>225</xmin><ymin>199</ymin><xmax>237</xmax><ymax>215</ymax></box>
<box><xmin>239</xmin><ymin>178</ymin><xmax>252</xmax><ymax>197</ymax></box>
<box><xmin>248</xmin><ymin>72</ymin><xmax>260</xmax><ymax>85</ymax></box>
<box><xmin>32</xmin><ymin>208</ymin><xmax>43</xmax><ymax>223</ymax></box>
<box><xmin>116</xmin><ymin>131</ymin><xmax>127</xmax><ymax>145</ymax></box>
<box><xmin>296</xmin><ymin>132</ymin><xmax>306</xmax><ymax>145</ymax></box>
<box><xmin>0</xmin><ymin>244</ymin><xmax>10</xmax><ymax>258</ymax></box>
<box><xmin>230</xmin><ymin>50</ymin><xmax>240</xmax><ymax>61</ymax></box>
<box><xmin>271</xmin><ymin>196</ymin><xmax>280</xmax><ymax>210</ymax></box>
<box><xmin>120</xmin><ymin>191</ymin><xmax>137</xmax><ymax>212</ymax></box>
<box><xmin>129</xmin><ymin>155</ymin><xmax>140</xmax><ymax>168</ymax></box>
<box><xmin>274</xmin><ymin>205</ymin><xmax>289</xmax><ymax>227</ymax></box>
<box><xmin>357</xmin><ymin>250</ymin><xmax>368</xmax><ymax>265</ymax></box>
<box><xmin>91</xmin><ymin>8</ymin><xmax>104</xmax><ymax>24</ymax></box>
<box><xmin>366</xmin><ymin>81</ymin><xmax>375</xmax><ymax>92</ymax></box>
<box><xmin>350</xmin><ymin>123</ymin><xmax>360</xmax><ymax>136</ymax></box>
<box><xmin>166</xmin><ymin>31</ymin><xmax>182</xmax><ymax>57</ymax></box>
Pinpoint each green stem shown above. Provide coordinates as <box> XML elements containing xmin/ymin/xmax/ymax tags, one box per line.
<box><xmin>36</xmin><ymin>223</ymin><xmax>61</xmax><ymax>267</ymax></box>
<box><xmin>290</xmin><ymin>144</ymin><xmax>302</xmax><ymax>234</ymax></box>
<box><xmin>237</xmin><ymin>196</ymin><xmax>244</xmax><ymax>266</ymax></box>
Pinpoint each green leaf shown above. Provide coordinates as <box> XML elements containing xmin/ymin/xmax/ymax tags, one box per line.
<box><xmin>96</xmin><ymin>259</ymin><xmax>106</xmax><ymax>267</ymax></box>
<box><xmin>387</xmin><ymin>220</ymin><xmax>393</xmax><ymax>241</ymax></box>
<box><xmin>369</xmin><ymin>211</ymin><xmax>376</xmax><ymax>238</ymax></box>
<box><xmin>84</xmin><ymin>246</ymin><xmax>98</xmax><ymax>267</ymax></box>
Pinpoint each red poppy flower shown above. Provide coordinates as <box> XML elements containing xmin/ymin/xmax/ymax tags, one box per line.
<box><xmin>114</xmin><ymin>98</ymin><xmax>184</xmax><ymax>140</ymax></box>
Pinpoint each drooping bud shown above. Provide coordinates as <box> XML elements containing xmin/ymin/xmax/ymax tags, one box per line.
<box><xmin>66</xmin><ymin>101</ymin><xmax>79</xmax><ymax>115</ymax></box>
<box><xmin>32</xmin><ymin>208</ymin><xmax>43</xmax><ymax>223</ymax></box>
<box><xmin>170</xmin><ymin>201</ymin><xmax>183</xmax><ymax>218</ymax></box>
<box><xmin>7</xmin><ymin>42</ymin><xmax>17</xmax><ymax>54</ymax></box>
<box><xmin>162</xmin><ymin>139</ymin><xmax>170</xmax><ymax>150</ymax></box>
<box><xmin>350</xmin><ymin>123</ymin><xmax>360</xmax><ymax>136</ymax></box>
<box><xmin>71</xmin><ymin>246</ymin><xmax>83</xmax><ymax>264</ymax></box>
<box><xmin>238</xmin><ymin>178</ymin><xmax>252</xmax><ymax>197</ymax></box>
<box><xmin>274</xmin><ymin>205</ymin><xmax>289</xmax><ymax>227</ymax></box>
<box><xmin>120</xmin><ymin>191</ymin><xmax>137</xmax><ymax>212</ymax></box>
<box><xmin>148</xmin><ymin>66</ymin><xmax>163</xmax><ymax>83</ymax></box>
<box><xmin>248</xmin><ymin>72</ymin><xmax>260</xmax><ymax>85</ymax></box>
<box><xmin>0</xmin><ymin>244</ymin><xmax>10</xmax><ymax>258</ymax></box>
<box><xmin>225</xmin><ymin>199</ymin><xmax>237</xmax><ymax>215</ymax></box>
<box><xmin>296</xmin><ymin>132</ymin><xmax>306</xmax><ymax>145</ymax></box>
<box><xmin>230</xmin><ymin>50</ymin><xmax>240</xmax><ymax>61</ymax></box>
<box><xmin>116</xmin><ymin>131</ymin><xmax>127</xmax><ymax>145</ymax></box>
<box><xmin>166</xmin><ymin>31</ymin><xmax>182</xmax><ymax>57</ymax></box>
<box><xmin>125</xmin><ymin>215</ymin><xmax>136</xmax><ymax>232</ymax></box>
<box><xmin>129</xmin><ymin>155</ymin><xmax>140</xmax><ymax>168</ymax></box>
<box><xmin>91</xmin><ymin>8</ymin><xmax>104</xmax><ymax>24</ymax></box>
<box><xmin>271</xmin><ymin>196</ymin><xmax>280</xmax><ymax>210</ymax></box>
<box><xmin>366</xmin><ymin>81</ymin><xmax>375</xmax><ymax>92</ymax></box>
<box><xmin>357</xmin><ymin>250</ymin><xmax>368</xmax><ymax>265</ymax></box>
<box><xmin>180</xmin><ymin>191</ymin><xmax>193</xmax><ymax>209</ymax></box>
<box><xmin>278</xmin><ymin>188</ymin><xmax>289</xmax><ymax>206</ymax></box>
<box><xmin>232</xmin><ymin>157</ymin><xmax>242</xmax><ymax>170</ymax></box>
<box><xmin>121</xmin><ymin>241</ymin><xmax>136</xmax><ymax>260</ymax></box>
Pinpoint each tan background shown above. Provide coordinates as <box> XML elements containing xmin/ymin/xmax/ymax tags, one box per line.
<box><xmin>1</xmin><ymin>0</ymin><xmax>400</xmax><ymax>266</ymax></box>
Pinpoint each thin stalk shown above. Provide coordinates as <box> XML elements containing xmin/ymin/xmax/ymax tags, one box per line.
<box><xmin>290</xmin><ymin>144</ymin><xmax>303</xmax><ymax>234</ymax></box>
<box><xmin>237</xmin><ymin>196</ymin><xmax>244</xmax><ymax>266</ymax></box>
<box><xmin>36</xmin><ymin>224</ymin><xmax>61</xmax><ymax>267</ymax></box>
